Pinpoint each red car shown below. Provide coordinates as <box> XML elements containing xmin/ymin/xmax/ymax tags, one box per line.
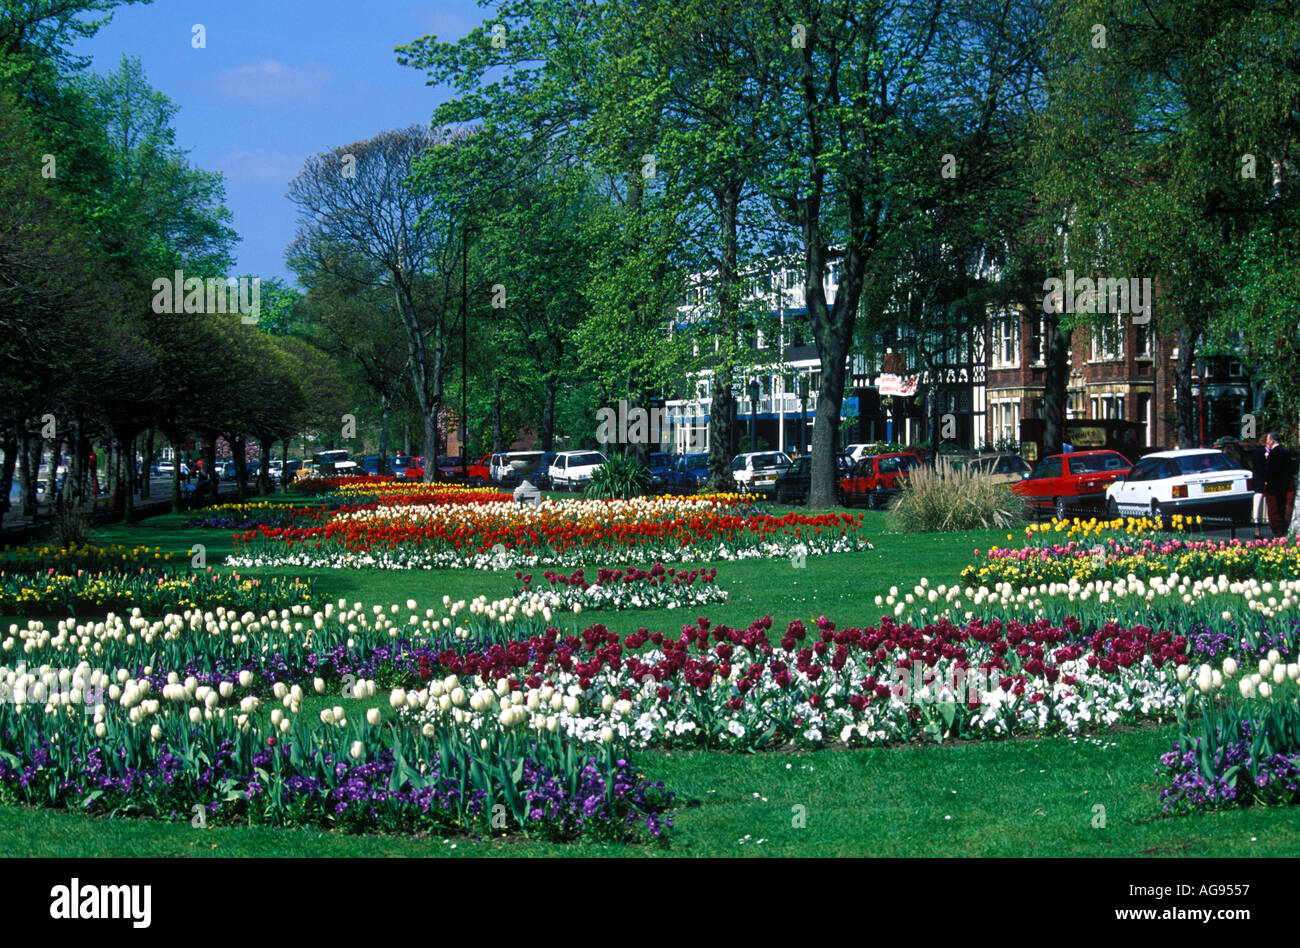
<box><xmin>1011</xmin><ymin>449</ymin><xmax>1132</xmax><ymax>520</ymax></box>
<box><xmin>839</xmin><ymin>452</ymin><xmax>924</xmax><ymax>509</ymax></box>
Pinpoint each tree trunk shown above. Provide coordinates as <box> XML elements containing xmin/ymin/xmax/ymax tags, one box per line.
<box><xmin>281</xmin><ymin>440</ymin><xmax>290</xmax><ymax>493</ymax></box>
<box><xmin>378</xmin><ymin>399</ymin><xmax>391</xmax><ymax>475</ymax></box>
<box><xmin>0</xmin><ymin>430</ymin><xmax>17</xmax><ymax>518</ymax></box>
<box><xmin>18</xmin><ymin>430</ymin><xmax>37</xmax><ymax>517</ymax></box>
<box><xmin>45</xmin><ymin>436</ymin><xmax>60</xmax><ymax>505</ymax></box>
<box><xmin>422</xmin><ymin>405</ymin><xmax>440</xmax><ymax>483</ymax></box>
<box><xmin>491</xmin><ymin>376</ymin><xmax>504</xmax><ymax>452</ymax></box>
<box><xmin>709</xmin><ymin>177</ymin><xmax>742</xmax><ymax>490</ymax></box>
<box><xmin>170</xmin><ymin>438</ymin><xmax>183</xmax><ymax>512</ymax></box>
<box><xmin>119</xmin><ymin>433</ymin><xmax>136</xmax><ymax>523</ymax></box>
<box><xmin>142</xmin><ymin>430</ymin><xmax>154</xmax><ymax>500</ymax></box>
<box><xmin>231</xmin><ymin>436</ymin><xmax>249</xmax><ymax>501</ymax></box>
<box><xmin>257</xmin><ymin>435</ymin><xmax>273</xmax><ymax>495</ymax></box>
<box><xmin>1043</xmin><ymin>313</ymin><xmax>1069</xmax><ymax>457</ymax></box>
<box><xmin>540</xmin><ymin>378</ymin><xmax>556</xmax><ymax>453</ymax></box>
<box><xmin>1175</xmin><ymin>326</ymin><xmax>1198</xmax><ymax>449</ymax></box>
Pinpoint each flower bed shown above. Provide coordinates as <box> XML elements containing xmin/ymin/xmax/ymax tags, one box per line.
<box><xmin>0</xmin><ymin>568</ymin><xmax>317</xmax><ymax>617</ymax></box>
<box><xmin>185</xmin><ymin>501</ymin><xmax>325</xmax><ymax>530</ymax></box>
<box><xmin>0</xmin><ymin>704</ymin><xmax>672</xmax><ymax>841</ymax></box>
<box><xmin>0</xmin><ymin>543</ymin><xmax>180</xmax><ymax>572</ymax></box>
<box><xmin>226</xmin><ymin>496</ymin><xmax>870</xmax><ymax>570</ymax></box>
<box><xmin>1157</xmin><ymin>650</ymin><xmax>1300</xmax><ymax>812</ymax></box>
<box><xmin>963</xmin><ymin>529</ymin><xmax>1300</xmax><ymax>587</ymax></box>
<box><xmin>515</xmin><ymin>563</ymin><xmax>727</xmax><ymax>611</ymax></box>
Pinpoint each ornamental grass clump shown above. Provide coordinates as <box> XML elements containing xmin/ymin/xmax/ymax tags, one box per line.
<box><xmin>887</xmin><ymin>464</ymin><xmax>1024</xmax><ymax>533</ymax></box>
<box><xmin>583</xmin><ymin>455</ymin><xmax>651</xmax><ymax>500</ymax></box>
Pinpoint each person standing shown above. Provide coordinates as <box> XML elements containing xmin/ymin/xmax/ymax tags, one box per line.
<box><xmin>1264</xmin><ymin>432</ymin><xmax>1295</xmax><ymax>538</ymax></box>
<box><xmin>1249</xmin><ymin>440</ymin><xmax>1269</xmax><ymax>539</ymax></box>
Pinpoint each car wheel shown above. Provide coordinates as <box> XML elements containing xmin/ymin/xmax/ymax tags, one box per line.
<box><xmin>866</xmin><ymin>490</ymin><xmax>878</xmax><ymax>511</ymax></box>
<box><xmin>1107</xmin><ymin>498</ymin><xmax>1121</xmax><ymax>521</ymax></box>
<box><xmin>1054</xmin><ymin>497</ymin><xmax>1068</xmax><ymax>521</ymax></box>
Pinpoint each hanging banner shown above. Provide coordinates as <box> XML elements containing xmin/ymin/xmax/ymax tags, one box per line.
<box><xmin>877</xmin><ymin>373</ymin><xmax>919</xmax><ymax>397</ymax></box>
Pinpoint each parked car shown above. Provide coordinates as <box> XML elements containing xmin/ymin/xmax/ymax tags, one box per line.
<box><xmin>1011</xmin><ymin>449</ymin><xmax>1132</xmax><ymax>520</ymax></box>
<box><xmin>1105</xmin><ymin>448</ymin><xmax>1254</xmax><ymax>525</ymax></box>
<box><xmin>493</xmin><ymin>451</ymin><xmax>554</xmax><ymax>488</ymax></box>
<box><xmin>669</xmin><ymin>453</ymin><xmax>711</xmax><ymax>489</ymax></box>
<box><xmin>648</xmin><ymin>452</ymin><xmax>674</xmax><ymax>488</ymax></box>
<box><xmin>730</xmin><ymin>451</ymin><xmax>793</xmax><ymax>495</ymax></box>
<box><xmin>774</xmin><ymin>453</ymin><xmax>852</xmax><ymax>505</ymax></box>
<box><xmin>218</xmin><ymin>461</ymin><xmax>237</xmax><ymax>482</ymax></box>
<box><xmin>548</xmin><ymin>451</ymin><xmax>608</xmax><ymax>491</ymax></box>
<box><xmin>840</xmin><ymin>452</ymin><xmax>923</xmax><ymax>509</ymax></box>
<box><xmin>956</xmin><ymin>453</ymin><xmax>1033</xmax><ymax>485</ymax></box>
<box><xmin>312</xmin><ymin>449</ymin><xmax>359</xmax><ymax>477</ymax></box>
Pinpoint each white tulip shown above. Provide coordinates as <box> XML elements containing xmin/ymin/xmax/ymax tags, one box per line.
<box><xmin>1258</xmin><ymin>682</ymin><xmax>1272</xmax><ymax>699</ymax></box>
<box><xmin>1222</xmin><ymin>657</ymin><xmax>1237</xmax><ymax>678</ymax></box>
<box><xmin>350</xmin><ymin>741</ymin><xmax>364</xmax><ymax>759</ymax></box>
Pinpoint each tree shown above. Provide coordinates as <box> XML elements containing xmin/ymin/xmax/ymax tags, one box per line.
<box><xmin>288</xmin><ymin>127</ymin><xmax>461</xmax><ymax>481</ymax></box>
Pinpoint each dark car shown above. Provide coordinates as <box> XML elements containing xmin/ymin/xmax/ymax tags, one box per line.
<box><xmin>669</xmin><ymin>453</ymin><xmax>711</xmax><ymax>489</ymax></box>
<box><xmin>774</xmin><ymin>454</ymin><xmax>852</xmax><ymax>505</ymax></box>
<box><xmin>648</xmin><ymin>452</ymin><xmax>674</xmax><ymax>488</ymax></box>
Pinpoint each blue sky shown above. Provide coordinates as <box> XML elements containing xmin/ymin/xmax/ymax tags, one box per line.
<box><xmin>74</xmin><ymin>0</ymin><xmax>487</xmax><ymax>285</ymax></box>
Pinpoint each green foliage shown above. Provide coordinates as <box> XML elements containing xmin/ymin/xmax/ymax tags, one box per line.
<box><xmin>583</xmin><ymin>454</ymin><xmax>651</xmax><ymax>499</ymax></box>
<box><xmin>886</xmin><ymin>464</ymin><xmax>1025</xmax><ymax>533</ymax></box>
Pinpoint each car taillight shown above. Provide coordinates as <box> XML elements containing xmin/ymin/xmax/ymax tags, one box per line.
<box><xmin>1247</xmin><ymin>477</ymin><xmax>1255</xmax><ymax>491</ymax></box>
<box><xmin>1173</xmin><ymin>485</ymin><xmax>1187</xmax><ymax>499</ymax></box>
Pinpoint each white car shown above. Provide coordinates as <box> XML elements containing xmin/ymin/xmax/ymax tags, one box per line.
<box><xmin>844</xmin><ymin>443</ymin><xmax>874</xmax><ymax>464</ymax></box>
<box><xmin>1104</xmin><ymin>449</ymin><xmax>1254</xmax><ymax>525</ymax></box>
<box><xmin>731</xmin><ymin>451</ymin><xmax>793</xmax><ymax>494</ymax></box>
<box><xmin>548</xmin><ymin>450</ymin><xmax>608</xmax><ymax>491</ymax></box>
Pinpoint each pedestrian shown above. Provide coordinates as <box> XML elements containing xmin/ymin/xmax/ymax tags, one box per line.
<box><xmin>87</xmin><ymin>446</ymin><xmax>100</xmax><ymax>500</ymax></box>
<box><xmin>1248</xmin><ymin>440</ymin><xmax>1269</xmax><ymax>539</ymax></box>
<box><xmin>1264</xmin><ymin>432</ymin><xmax>1295</xmax><ymax>538</ymax></box>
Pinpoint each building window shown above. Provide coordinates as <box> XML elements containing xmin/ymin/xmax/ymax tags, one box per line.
<box><xmin>990</xmin><ymin>313</ymin><xmax>1019</xmax><ymax>368</ymax></box>
<box><xmin>1029</xmin><ymin>317</ymin><xmax>1045</xmax><ymax>365</ymax></box>
<box><xmin>1135</xmin><ymin>324</ymin><xmax>1152</xmax><ymax>358</ymax></box>
<box><xmin>1090</xmin><ymin>315</ymin><xmax>1124</xmax><ymax>361</ymax></box>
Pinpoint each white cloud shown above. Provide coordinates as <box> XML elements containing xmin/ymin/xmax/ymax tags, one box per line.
<box><xmin>209</xmin><ymin>60</ymin><xmax>329</xmax><ymax>105</ymax></box>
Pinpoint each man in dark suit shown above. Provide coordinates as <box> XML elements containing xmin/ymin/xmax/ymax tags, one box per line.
<box><xmin>1264</xmin><ymin>432</ymin><xmax>1295</xmax><ymax>537</ymax></box>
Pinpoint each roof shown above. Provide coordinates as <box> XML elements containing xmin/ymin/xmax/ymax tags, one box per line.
<box><xmin>1139</xmin><ymin>448</ymin><xmax>1223</xmax><ymax>459</ymax></box>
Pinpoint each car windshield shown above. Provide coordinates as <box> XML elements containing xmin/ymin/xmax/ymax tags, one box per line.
<box><xmin>569</xmin><ymin>453</ymin><xmax>604</xmax><ymax>466</ymax></box>
<box><xmin>1174</xmin><ymin>453</ymin><xmax>1235</xmax><ymax>475</ymax></box>
<box><xmin>753</xmin><ymin>453</ymin><xmax>789</xmax><ymax>469</ymax></box>
<box><xmin>686</xmin><ymin>455</ymin><xmax>709</xmax><ymax>470</ymax></box>
<box><xmin>1068</xmin><ymin>453</ymin><xmax>1129</xmax><ymax>473</ymax></box>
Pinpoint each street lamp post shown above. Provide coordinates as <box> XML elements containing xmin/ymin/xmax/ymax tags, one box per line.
<box><xmin>748</xmin><ymin>378</ymin><xmax>760</xmax><ymax>453</ymax></box>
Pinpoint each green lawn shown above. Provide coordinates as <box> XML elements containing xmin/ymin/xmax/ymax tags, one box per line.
<box><xmin>4</xmin><ymin>504</ymin><xmax>1297</xmax><ymax>857</ymax></box>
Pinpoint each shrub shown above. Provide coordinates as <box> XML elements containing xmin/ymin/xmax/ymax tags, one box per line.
<box><xmin>886</xmin><ymin>462</ymin><xmax>1024</xmax><ymax>533</ymax></box>
<box><xmin>584</xmin><ymin>455</ymin><xmax>651</xmax><ymax>499</ymax></box>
